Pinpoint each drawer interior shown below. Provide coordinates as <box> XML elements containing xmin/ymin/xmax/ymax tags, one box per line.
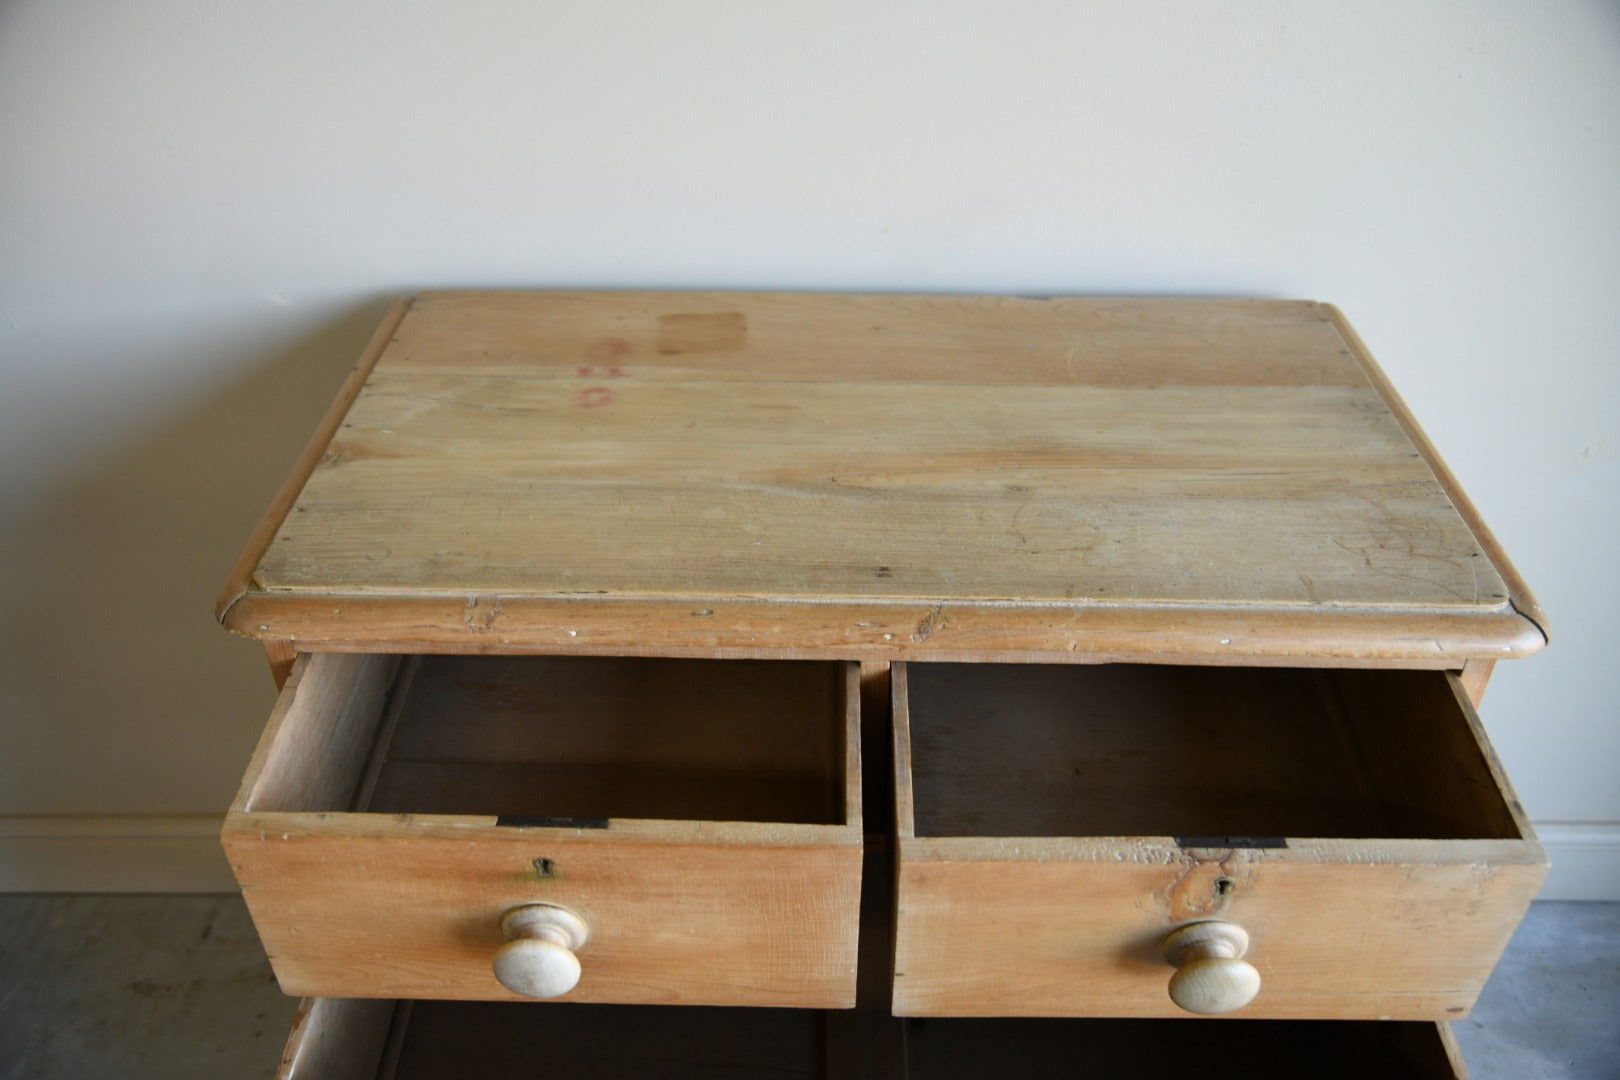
<box><xmin>278</xmin><ymin>999</ymin><xmax>1465</xmax><ymax>1078</ymax></box>
<box><xmin>904</xmin><ymin>663</ymin><xmax>1523</xmax><ymax>841</ymax></box>
<box><xmin>246</xmin><ymin>655</ymin><xmax>851</xmax><ymax>826</ymax></box>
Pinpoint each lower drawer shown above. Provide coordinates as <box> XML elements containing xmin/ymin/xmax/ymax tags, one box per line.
<box><xmin>891</xmin><ymin>662</ymin><xmax>1546</xmax><ymax>1019</ymax></box>
<box><xmin>274</xmin><ymin>998</ymin><xmax>1469</xmax><ymax>1078</ymax></box>
<box><xmin>224</xmin><ymin>653</ymin><xmax>863</xmax><ymax>1007</ymax></box>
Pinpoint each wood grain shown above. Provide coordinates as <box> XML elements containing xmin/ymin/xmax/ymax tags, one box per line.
<box><xmin>230</xmin><ymin>652</ymin><xmax>400</xmax><ymax>814</ymax></box>
<box><xmin>1457</xmin><ymin>658</ymin><xmax>1495</xmax><ymax>707</ymax></box>
<box><xmin>1327</xmin><ymin>304</ymin><xmax>1547</xmax><ymax>645</ymax></box>
<box><xmin>276</xmin><ymin>997</ymin><xmax>396</xmax><ymax>1080</ymax></box>
<box><xmin>262</xmin><ymin>638</ymin><xmax>296</xmax><ymax>689</ymax></box>
<box><xmin>220</xmin><ymin>591</ymin><xmax>1546</xmax><ymax>666</ymax></box>
<box><xmin>216</xmin><ymin>297</ymin><xmax>409</xmax><ymax>626</ymax></box>
<box><xmin>227</xmin><ymin>822</ymin><xmax>862</xmax><ymax>1006</ymax></box>
<box><xmin>889</xmin><ymin>663</ymin><xmax>1547</xmax><ymax>1019</ymax></box>
<box><xmin>224</xmin><ymin>652</ymin><xmax>864</xmax><ymax>1007</ymax></box>
<box><xmin>218</xmin><ymin>293</ymin><xmax>1542</xmax><ymax>664</ymax></box>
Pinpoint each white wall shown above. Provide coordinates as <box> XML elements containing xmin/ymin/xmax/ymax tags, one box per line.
<box><xmin>2</xmin><ymin>2</ymin><xmax>1616</xmax><ymax>895</ymax></box>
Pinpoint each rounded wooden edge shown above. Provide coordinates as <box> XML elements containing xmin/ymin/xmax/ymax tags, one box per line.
<box><xmin>1323</xmin><ymin>303</ymin><xmax>1548</xmax><ymax>647</ymax></box>
<box><xmin>214</xmin><ymin>296</ymin><xmax>414</xmax><ymax>625</ymax></box>
<box><xmin>220</xmin><ymin>592</ymin><xmax>1547</xmax><ymax>665</ymax></box>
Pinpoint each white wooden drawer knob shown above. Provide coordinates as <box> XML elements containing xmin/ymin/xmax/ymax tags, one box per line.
<box><xmin>493</xmin><ymin>903</ymin><xmax>590</xmax><ymax>999</ymax></box>
<box><xmin>1160</xmin><ymin>920</ymin><xmax>1261</xmax><ymax>1015</ymax></box>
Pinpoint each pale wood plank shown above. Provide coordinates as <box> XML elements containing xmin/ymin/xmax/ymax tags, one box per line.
<box><xmin>891</xmin><ymin>845</ymin><xmax>1544</xmax><ymax>1019</ymax></box>
<box><xmin>221</xmin><ymin>593</ymin><xmax>1546</xmax><ymax>666</ymax></box>
<box><xmin>1438</xmin><ymin>1022</ymin><xmax>1473</xmax><ymax>1079</ymax></box>
<box><xmin>1458</xmin><ymin>658</ymin><xmax>1495</xmax><ymax>707</ymax></box>
<box><xmin>225</xmin><ymin>825</ymin><xmax>861</xmax><ymax>1006</ymax></box>
<box><xmin>219</xmin><ymin>293</ymin><xmax>1543</xmax><ymax>664</ymax></box>
<box><xmin>891</xmin><ymin>662</ymin><xmax>917</xmax><ymax>840</ymax></box>
<box><xmin>349</xmin><ymin>655</ymin><xmax>420</xmax><ymax>812</ymax></box>
<box><xmin>397</xmin><ymin>291</ymin><xmax>1368</xmax><ymax>387</ymax></box>
<box><xmin>890</xmin><ymin>662</ymin><xmax>1547</xmax><ymax>1019</ymax></box>
<box><xmin>276</xmin><ymin>997</ymin><xmax>396</xmax><ymax>1080</ymax></box>
<box><xmin>262</xmin><ymin>638</ymin><xmax>296</xmax><ymax>690</ymax></box>
<box><xmin>229</xmin><ymin>652</ymin><xmax>400</xmax><ymax>814</ymax></box>
<box><xmin>216</xmin><ymin>297</ymin><xmax>409</xmax><ymax>625</ymax></box>
<box><xmin>837</xmin><ymin>661</ymin><xmax>863</xmax><ymax>839</ymax></box>
<box><xmin>1328</xmin><ymin>305</ymin><xmax>1547</xmax><ymax>645</ymax></box>
<box><xmin>257</xmin><ymin>378</ymin><xmax>1503</xmax><ymax>608</ymax></box>
<box><xmin>223</xmin><ymin>654</ymin><xmax>864</xmax><ymax>1007</ymax></box>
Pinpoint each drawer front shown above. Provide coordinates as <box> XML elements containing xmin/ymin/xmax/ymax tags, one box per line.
<box><xmin>226</xmin><ymin>653</ymin><xmax>863</xmax><ymax>1008</ymax></box>
<box><xmin>277</xmin><ymin>998</ymin><xmax>1469</xmax><ymax>1079</ymax></box>
<box><xmin>891</xmin><ymin>662</ymin><xmax>1546</xmax><ymax>1019</ymax></box>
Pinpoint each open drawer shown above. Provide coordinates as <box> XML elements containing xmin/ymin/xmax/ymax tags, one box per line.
<box><xmin>274</xmin><ymin>998</ymin><xmax>1471</xmax><ymax>1078</ymax></box>
<box><xmin>224</xmin><ymin>653</ymin><xmax>863</xmax><ymax>1007</ymax></box>
<box><xmin>891</xmin><ymin>662</ymin><xmax>1545</xmax><ymax>1019</ymax></box>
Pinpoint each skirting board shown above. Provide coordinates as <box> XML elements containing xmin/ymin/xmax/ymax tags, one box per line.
<box><xmin>1535</xmin><ymin>822</ymin><xmax>1620</xmax><ymax>902</ymax></box>
<box><xmin>1</xmin><ymin>815</ymin><xmax>1616</xmax><ymax>899</ymax></box>
<box><xmin>0</xmin><ymin>815</ymin><xmax>236</xmax><ymax>893</ymax></box>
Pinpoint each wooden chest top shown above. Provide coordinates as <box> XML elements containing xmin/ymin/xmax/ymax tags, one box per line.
<box><xmin>217</xmin><ymin>292</ymin><xmax>1543</xmax><ymax>663</ymax></box>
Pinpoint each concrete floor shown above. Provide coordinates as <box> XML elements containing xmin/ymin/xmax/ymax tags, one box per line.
<box><xmin>1453</xmin><ymin>902</ymin><xmax>1620</xmax><ymax>1079</ymax></box>
<box><xmin>0</xmin><ymin>895</ymin><xmax>293</xmax><ymax>1079</ymax></box>
<box><xmin>0</xmin><ymin>896</ymin><xmax>1613</xmax><ymax>1078</ymax></box>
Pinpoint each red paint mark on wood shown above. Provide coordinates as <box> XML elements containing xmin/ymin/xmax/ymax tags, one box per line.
<box><xmin>576</xmin><ymin>386</ymin><xmax>614</xmax><ymax>408</ymax></box>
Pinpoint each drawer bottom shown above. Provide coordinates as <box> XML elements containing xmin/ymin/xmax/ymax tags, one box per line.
<box><xmin>277</xmin><ymin>997</ymin><xmax>1468</xmax><ymax>1078</ymax></box>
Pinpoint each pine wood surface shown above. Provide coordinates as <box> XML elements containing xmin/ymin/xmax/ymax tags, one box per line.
<box><xmin>217</xmin><ymin>292</ymin><xmax>1543</xmax><ymax>664</ymax></box>
<box><xmin>224</xmin><ymin>653</ymin><xmax>864</xmax><ymax>1007</ymax></box>
<box><xmin>276</xmin><ymin>998</ymin><xmax>395</xmax><ymax>1080</ymax></box>
<box><xmin>889</xmin><ymin>663</ymin><xmax>1546</xmax><ymax>1020</ymax></box>
<box><xmin>216</xmin><ymin>298</ymin><xmax>409</xmax><ymax>627</ymax></box>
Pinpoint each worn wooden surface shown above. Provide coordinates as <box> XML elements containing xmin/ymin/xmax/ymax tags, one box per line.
<box><xmin>224</xmin><ymin>653</ymin><xmax>863</xmax><ymax>1007</ymax></box>
<box><xmin>217</xmin><ymin>292</ymin><xmax>1543</xmax><ymax>664</ymax></box>
<box><xmin>276</xmin><ymin>997</ymin><xmax>395</xmax><ymax>1080</ymax></box>
<box><xmin>1458</xmin><ymin>658</ymin><xmax>1495</xmax><ymax>707</ymax></box>
<box><xmin>261</xmin><ymin>638</ymin><xmax>297</xmax><ymax>690</ymax></box>
<box><xmin>217</xmin><ymin>298</ymin><xmax>409</xmax><ymax>628</ymax></box>
<box><xmin>230</xmin><ymin>653</ymin><xmax>400</xmax><ymax>816</ymax></box>
<box><xmin>890</xmin><ymin>663</ymin><xmax>1546</xmax><ymax>1019</ymax></box>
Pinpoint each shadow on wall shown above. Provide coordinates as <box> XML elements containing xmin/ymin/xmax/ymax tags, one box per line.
<box><xmin>0</xmin><ymin>299</ymin><xmax>396</xmax><ymax>816</ymax></box>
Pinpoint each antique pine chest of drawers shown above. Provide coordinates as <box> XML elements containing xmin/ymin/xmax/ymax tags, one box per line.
<box><xmin>216</xmin><ymin>292</ymin><xmax>1546</xmax><ymax>1077</ymax></box>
